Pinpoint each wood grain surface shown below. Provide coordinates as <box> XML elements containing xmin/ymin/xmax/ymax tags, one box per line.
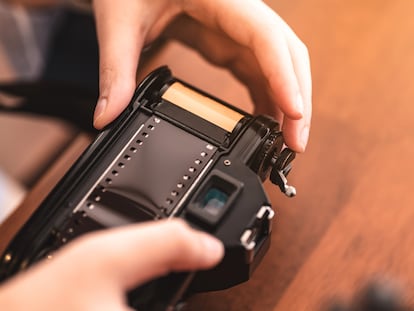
<box><xmin>184</xmin><ymin>0</ymin><xmax>414</xmax><ymax>310</ymax></box>
<box><xmin>2</xmin><ymin>0</ymin><xmax>414</xmax><ymax>310</ymax></box>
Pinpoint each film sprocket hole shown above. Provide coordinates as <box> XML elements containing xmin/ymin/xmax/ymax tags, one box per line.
<box><xmin>0</xmin><ymin>66</ymin><xmax>297</xmax><ymax>310</ymax></box>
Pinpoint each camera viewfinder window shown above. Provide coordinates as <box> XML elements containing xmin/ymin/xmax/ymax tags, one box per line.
<box><xmin>201</xmin><ymin>188</ymin><xmax>229</xmax><ymax>216</ymax></box>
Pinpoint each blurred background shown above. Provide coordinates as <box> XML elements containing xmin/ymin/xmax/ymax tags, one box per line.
<box><xmin>1</xmin><ymin>1</ymin><xmax>414</xmax><ymax>310</ymax></box>
<box><xmin>0</xmin><ymin>1</ymin><xmax>95</xmax><ymax>219</ymax></box>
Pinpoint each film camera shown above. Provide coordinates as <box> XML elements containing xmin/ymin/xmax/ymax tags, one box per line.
<box><xmin>0</xmin><ymin>66</ymin><xmax>297</xmax><ymax>310</ymax></box>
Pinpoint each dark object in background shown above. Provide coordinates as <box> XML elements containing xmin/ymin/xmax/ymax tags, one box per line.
<box><xmin>328</xmin><ymin>281</ymin><xmax>413</xmax><ymax>311</ymax></box>
<box><xmin>0</xmin><ymin>8</ymin><xmax>99</xmax><ymax>133</ymax></box>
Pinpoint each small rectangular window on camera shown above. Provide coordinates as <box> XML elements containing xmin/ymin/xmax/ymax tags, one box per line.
<box><xmin>201</xmin><ymin>187</ymin><xmax>229</xmax><ymax>216</ymax></box>
<box><xmin>187</xmin><ymin>171</ymin><xmax>243</xmax><ymax>227</ymax></box>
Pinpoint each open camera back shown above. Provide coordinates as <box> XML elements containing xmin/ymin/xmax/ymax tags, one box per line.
<box><xmin>0</xmin><ymin>66</ymin><xmax>297</xmax><ymax>311</ymax></box>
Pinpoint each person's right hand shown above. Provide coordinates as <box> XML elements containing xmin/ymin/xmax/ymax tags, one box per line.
<box><xmin>92</xmin><ymin>0</ymin><xmax>312</xmax><ymax>153</ymax></box>
<box><xmin>4</xmin><ymin>0</ymin><xmax>312</xmax><ymax>152</ymax></box>
<box><xmin>0</xmin><ymin>219</ymin><xmax>224</xmax><ymax>310</ymax></box>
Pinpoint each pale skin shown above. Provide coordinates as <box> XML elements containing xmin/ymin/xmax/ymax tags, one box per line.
<box><xmin>1</xmin><ymin>0</ymin><xmax>312</xmax><ymax>309</ymax></box>
<box><xmin>0</xmin><ymin>220</ymin><xmax>224</xmax><ymax>310</ymax></box>
<box><xmin>92</xmin><ymin>0</ymin><xmax>312</xmax><ymax>153</ymax></box>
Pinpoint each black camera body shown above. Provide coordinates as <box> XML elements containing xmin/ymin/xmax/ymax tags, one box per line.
<box><xmin>0</xmin><ymin>67</ymin><xmax>296</xmax><ymax>310</ymax></box>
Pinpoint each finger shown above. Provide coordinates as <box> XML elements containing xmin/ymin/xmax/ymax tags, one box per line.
<box><xmin>69</xmin><ymin>219</ymin><xmax>224</xmax><ymax>290</ymax></box>
<box><xmin>92</xmin><ymin>0</ymin><xmax>147</xmax><ymax>129</ymax></box>
<box><xmin>165</xmin><ymin>16</ymin><xmax>282</xmax><ymax>115</ymax></box>
<box><xmin>281</xmin><ymin>23</ymin><xmax>312</xmax><ymax>152</ymax></box>
<box><xmin>92</xmin><ymin>1</ymin><xmax>182</xmax><ymax>129</ymax></box>
<box><xmin>165</xmin><ymin>16</ymin><xmax>294</xmax><ymax>149</ymax></box>
<box><xmin>182</xmin><ymin>0</ymin><xmax>306</xmax><ymax>120</ymax></box>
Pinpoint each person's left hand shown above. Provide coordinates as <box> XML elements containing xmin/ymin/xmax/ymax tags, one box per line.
<box><xmin>0</xmin><ymin>219</ymin><xmax>224</xmax><ymax>310</ymax></box>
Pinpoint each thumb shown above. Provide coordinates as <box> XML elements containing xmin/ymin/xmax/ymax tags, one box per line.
<box><xmin>92</xmin><ymin>0</ymin><xmax>145</xmax><ymax>129</ymax></box>
<box><xmin>72</xmin><ymin>219</ymin><xmax>224</xmax><ymax>290</ymax></box>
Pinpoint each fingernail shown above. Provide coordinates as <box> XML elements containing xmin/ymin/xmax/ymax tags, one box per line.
<box><xmin>296</xmin><ymin>92</ymin><xmax>304</xmax><ymax>117</ymax></box>
<box><xmin>93</xmin><ymin>97</ymin><xmax>107</xmax><ymax>126</ymax></box>
<box><xmin>200</xmin><ymin>234</ymin><xmax>224</xmax><ymax>261</ymax></box>
<box><xmin>300</xmin><ymin>125</ymin><xmax>310</xmax><ymax>151</ymax></box>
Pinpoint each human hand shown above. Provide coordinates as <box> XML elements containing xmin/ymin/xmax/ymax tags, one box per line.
<box><xmin>92</xmin><ymin>0</ymin><xmax>312</xmax><ymax>153</ymax></box>
<box><xmin>0</xmin><ymin>219</ymin><xmax>224</xmax><ymax>310</ymax></box>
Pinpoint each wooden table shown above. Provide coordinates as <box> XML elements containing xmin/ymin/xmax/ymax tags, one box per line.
<box><xmin>2</xmin><ymin>0</ymin><xmax>414</xmax><ymax>310</ymax></box>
